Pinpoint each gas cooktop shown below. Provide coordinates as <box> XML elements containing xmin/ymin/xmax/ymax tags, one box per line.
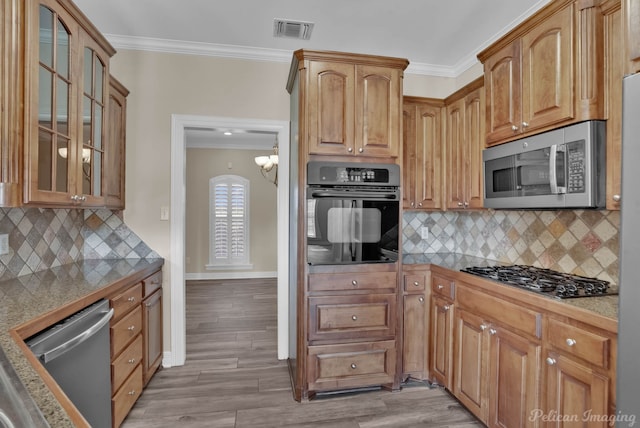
<box><xmin>460</xmin><ymin>265</ymin><xmax>618</xmax><ymax>299</ymax></box>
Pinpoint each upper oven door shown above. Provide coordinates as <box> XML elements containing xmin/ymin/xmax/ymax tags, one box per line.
<box><xmin>306</xmin><ymin>188</ymin><xmax>399</xmax><ymax>265</ymax></box>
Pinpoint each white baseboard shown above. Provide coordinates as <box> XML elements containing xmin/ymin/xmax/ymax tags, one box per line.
<box><xmin>185</xmin><ymin>271</ymin><xmax>277</xmax><ymax>281</ymax></box>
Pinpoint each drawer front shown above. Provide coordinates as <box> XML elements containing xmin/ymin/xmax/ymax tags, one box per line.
<box><xmin>111</xmin><ymin>306</ymin><xmax>143</xmax><ymax>357</ymax></box>
<box><xmin>307</xmin><ymin>341</ymin><xmax>396</xmax><ymax>391</ymax></box>
<box><xmin>404</xmin><ymin>274</ymin><xmax>426</xmax><ymax>292</ymax></box>
<box><xmin>111</xmin><ymin>283</ymin><xmax>143</xmax><ymax>321</ymax></box>
<box><xmin>431</xmin><ymin>274</ymin><xmax>455</xmax><ymax>299</ymax></box>
<box><xmin>457</xmin><ymin>284</ymin><xmax>542</xmax><ymax>339</ymax></box>
<box><xmin>143</xmin><ymin>270</ymin><xmax>162</xmax><ymax>297</ymax></box>
<box><xmin>112</xmin><ymin>364</ymin><xmax>143</xmax><ymax>428</ymax></box>
<box><xmin>547</xmin><ymin>318</ymin><xmax>610</xmax><ymax>368</ymax></box>
<box><xmin>112</xmin><ymin>335</ymin><xmax>143</xmax><ymax>394</ymax></box>
<box><xmin>308</xmin><ymin>272</ymin><xmax>397</xmax><ymax>292</ymax></box>
<box><xmin>308</xmin><ymin>294</ymin><xmax>396</xmax><ymax>341</ymax></box>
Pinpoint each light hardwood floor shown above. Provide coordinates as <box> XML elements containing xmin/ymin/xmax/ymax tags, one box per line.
<box><xmin>121</xmin><ymin>278</ymin><xmax>482</xmax><ymax>428</ymax></box>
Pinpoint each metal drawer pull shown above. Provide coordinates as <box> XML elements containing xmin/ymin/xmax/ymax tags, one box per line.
<box><xmin>352</xmin><ymin>280</ymin><xmax>358</xmax><ymax>286</ymax></box>
<box><xmin>566</xmin><ymin>338</ymin><xmax>577</xmax><ymax>347</ymax></box>
<box><xmin>128</xmin><ymin>358</ymin><xmax>136</xmax><ymax>364</ymax></box>
<box><xmin>127</xmin><ymin>297</ymin><xmax>136</xmax><ymax>302</ymax></box>
<box><xmin>443</xmin><ymin>305</ymin><xmax>450</xmax><ymax>311</ymax></box>
<box><xmin>352</xmin><ymin>315</ymin><xmax>357</xmax><ymax>321</ymax></box>
<box><xmin>350</xmin><ymin>363</ymin><xmax>357</xmax><ymax>369</ymax></box>
<box><xmin>546</xmin><ymin>357</ymin><xmax>556</xmax><ymax>366</ymax></box>
<box><xmin>413</xmin><ymin>281</ymin><xmax>420</xmax><ymax>287</ymax></box>
<box><xmin>437</xmin><ymin>284</ymin><xmax>444</xmax><ymax>290</ymax></box>
<box><xmin>128</xmin><ymin>390</ymin><xmax>136</xmax><ymax>396</ymax></box>
<box><xmin>419</xmin><ymin>297</ymin><xmax>424</xmax><ymax>303</ymax></box>
<box><xmin>480</xmin><ymin>324</ymin><xmax>487</xmax><ymax>331</ymax></box>
<box><xmin>489</xmin><ymin>328</ymin><xmax>497</xmax><ymax>335</ymax></box>
<box><xmin>127</xmin><ymin>325</ymin><xmax>136</xmax><ymax>331</ymax></box>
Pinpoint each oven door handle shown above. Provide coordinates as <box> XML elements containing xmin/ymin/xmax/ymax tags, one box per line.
<box><xmin>549</xmin><ymin>144</ymin><xmax>566</xmax><ymax>195</ymax></box>
<box><xmin>309</xmin><ymin>190</ymin><xmax>397</xmax><ymax>200</ymax></box>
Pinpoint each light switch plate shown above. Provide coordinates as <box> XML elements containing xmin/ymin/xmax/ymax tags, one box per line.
<box><xmin>0</xmin><ymin>234</ymin><xmax>8</xmax><ymax>255</ymax></box>
<box><xmin>160</xmin><ymin>206</ymin><xmax>170</xmax><ymax>221</ymax></box>
<box><xmin>420</xmin><ymin>226</ymin><xmax>429</xmax><ymax>240</ymax></box>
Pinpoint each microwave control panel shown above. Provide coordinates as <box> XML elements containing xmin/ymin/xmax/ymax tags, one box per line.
<box><xmin>567</xmin><ymin>141</ymin><xmax>586</xmax><ymax>193</ymax></box>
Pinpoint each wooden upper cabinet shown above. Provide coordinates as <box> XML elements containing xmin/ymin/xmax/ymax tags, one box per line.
<box><xmin>484</xmin><ymin>40</ymin><xmax>522</xmax><ymax>144</ymax></box>
<box><xmin>444</xmin><ymin>78</ymin><xmax>484</xmax><ymax>210</ymax></box>
<box><xmin>0</xmin><ymin>0</ymin><xmax>24</xmax><ymax>206</ymax></box>
<box><xmin>521</xmin><ymin>5</ymin><xmax>574</xmax><ymax>132</ymax></box>
<box><xmin>307</xmin><ymin>61</ymin><xmax>355</xmax><ymax>156</ymax></box>
<box><xmin>402</xmin><ymin>97</ymin><xmax>443</xmax><ymax>210</ymax></box>
<box><xmin>626</xmin><ymin>0</ymin><xmax>640</xmax><ymax>73</ymax></box>
<box><xmin>105</xmin><ymin>75</ymin><xmax>129</xmax><ymax>209</ymax></box>
<box><xmin>479</xmin><ymin>0</ymin><xmax>606</xmax><ymax>147</ymax></box>
<box><xmin>289</xmin><ymin>50</ymin><xmax>408</xmax><ymax>160</ymax></box>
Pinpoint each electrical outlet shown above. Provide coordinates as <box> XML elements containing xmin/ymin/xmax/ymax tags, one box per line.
<box><xmin>420</xmin><ymin>226</ymin><xmax>429</xmax><ymax>240</ymax></box>
<box><xmin>0</xmin><ymin>234</ymin><xmax>8</xmax><ymax>255</ymax></box>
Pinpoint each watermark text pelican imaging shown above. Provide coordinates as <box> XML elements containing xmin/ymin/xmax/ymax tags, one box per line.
<box><xmin>529</xmin><ymin>409</ymin><xmax>636</xmax><ymax>427</ymax></box>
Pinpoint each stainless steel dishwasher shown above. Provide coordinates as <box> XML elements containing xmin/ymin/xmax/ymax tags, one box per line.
<box><xmin>27</xmin><ymin>299</ymin><xmax>114</xmax><ymax>428</ymax></box>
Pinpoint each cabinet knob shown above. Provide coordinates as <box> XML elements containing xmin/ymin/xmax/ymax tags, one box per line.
<box><xmin>613</xmin><ymin>194</ymin><xmax>621</xmax><ymax>202</ymax></box>
<box><xmin>358</xmin><ymin>148</ymin><xmax>364</xmax><ymax>153</ymax></box>
<box><xmin>489</xmin><ymin>328</ymin><xmax>497</xmax><ymax>335</ymax></box>
<box><xmin>463</xmin><ymin>201</ymin><xmax>469</xmax><ymax>208</ymax></box>
<box><xmin>347</xmin><ymin>147</ymin><xmax>353</xmax><ymax>153</ymax></box>
<box><xmin>437</xmin><ymin>284</ymin><xmax>444</xmax><ymax>290</ymax></box>
<box><xmin>70</xmin><ymin>195</ymin><xmax>79</xmax><ymax>202</ymax></box>
<box><xmin>565</xmin><ymin>338</ymin><xmax>577</xmax><ymax>347</ymax></box>
<box><xmin>443</xmin><ymin>305</ymin><xmax>450</xmax><ymax>311</ymax></box>
<box><xmin>127</xmin><ymin>297</ymin><xmax>136</xmax><ymax>303</ymax></box>
<box><xmin>511</xmin><ymin>125</ymin><xmax>519</xmax><ymax>132</ymax></box>
<box><xmin>350</xmin><ymin>363</ymin><xmax>357</xmax><ymax>369</ymax></box>
<box><xmin>457</xmin><ymin>202</ymin><xmax>463</xmax><ymax>207</ymax></box>
<box><xmin>128</xmin><ymin>390</ymin><xmax>136</xmax><ymax>396</ymax></box>
<box><xmin>410</xmin><ymin>202</ymin><xmax>415</xmax><ymax>207</ymax></box>
<box><xmin>413</xmin><ymin>281</ymin><xmax>420</xmax><ymax>287</ymax></box>
<box><xmin>546</xmin><ymin>357</ymin><xmax>557</xmax><ymax>366</ymax></box>
<box><xmin>128</xmin><ymin>325</ymin><xmax>136</xmax><ymax>331</ymax></box>
<box><xmin>351</xmin><ymin>280</ymin><xmax>358</xmax><ymax>286</ymax></box>
<box><xmin>128</xmin><ymin>358</ymin><xmax>136</xmax><ymax>364</ymax></box>
<box><xmin>418</xmin><ymin>202</ymin><xmax>422</xmax><ymax>207</ymax></box>
<box><xmin>522</xmin><ymin>122</ymin><xmax>529</xmax><ymax>128</ymax></box>
<box><xmin>352</xmin><ymin>315</ymin><xmax>358</xmax><ymax>321</ymax></box>
<box><xmin>419</xmin><ymin>297</ymin><xmax>424</xmax><ymax>303</ymax></box>
<box><xmin>480</xmin><ymin>324</ymin><xmax>487</xmax><ymax>331</ymax></box>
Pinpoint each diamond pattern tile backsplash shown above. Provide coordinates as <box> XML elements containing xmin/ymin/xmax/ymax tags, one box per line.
<box><xmin>403</xmin><ymin>209</ymin><xmax>620</xmax><ymax>284</ymax></box>
<box><xmin>0</xmin><ymin>208</ymin><xmax>160</xmax><ymax>282</ymax></box>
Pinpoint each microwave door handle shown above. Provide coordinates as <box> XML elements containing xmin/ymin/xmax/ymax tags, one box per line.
<box><xmin>548</xmin><ymin>145</ymin><xmax>567</xmax><ymax>195</ymax></box>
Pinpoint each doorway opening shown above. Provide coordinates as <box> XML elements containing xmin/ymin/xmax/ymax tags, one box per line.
<box><xmin>169</xmin><ymin>115</ymin><xmax>289</xmax><ymax>366</ymax></box>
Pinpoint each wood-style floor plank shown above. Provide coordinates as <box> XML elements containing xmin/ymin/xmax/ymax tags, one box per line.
<box><xmin>121</xmin><ymin>279</ymin><xmax>482</xmax><ymax>427</ymax></box>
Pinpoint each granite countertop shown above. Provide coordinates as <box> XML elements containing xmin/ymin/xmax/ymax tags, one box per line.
<box><xmin>0</xmin><ymin>258</ymin><xmax>164</xmax><ymax>428</ymax></box>
<box><xmin>402</xmin><ymin>252</ymin><xmax>619</xmax><ymax>322</ymax></box>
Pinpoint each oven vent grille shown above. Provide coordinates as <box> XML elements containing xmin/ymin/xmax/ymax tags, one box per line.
<box><xmin>273</xmin><ymin>19</ymin><xmax>314</xmax><ymax>40</ymax></box>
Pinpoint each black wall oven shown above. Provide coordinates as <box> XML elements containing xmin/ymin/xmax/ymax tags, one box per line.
<box><xmin>306</xmin><ymin>161</ymin><xmax>400</xmax><ymax>265</ymax></box>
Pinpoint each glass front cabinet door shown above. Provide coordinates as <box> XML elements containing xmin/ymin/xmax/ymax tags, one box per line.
<box><xmin>25</xmin><ymin>0</ymin><xmax>114</xmax><ymax>207</ymax></box>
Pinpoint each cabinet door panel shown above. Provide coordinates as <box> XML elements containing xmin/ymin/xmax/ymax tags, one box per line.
<box><xmin>431</xmin><ymin>296</ymin><xmax>453</xmax><ymax>388</ymax></box>
<box><xmin>454</xmin><ymin>309</ymin><xmax>488</xmax><ymax>422</ymax></box>
<box><xmin>445</xmin><ymin>99</ymin><xmax>465</xmax><ymax>209</ymax></box>
<box><xmin>308</xmin><ymin>61</ymin><xmax>354</xmax><ymax>155</ymax></box>
<box><xmin>521</xmin><ymin>5</ymin><xmax>574</xmax><ymax>132</ymax></box>
<box><xmin>488</xmin><ymin>326</ymin><xmax>541</xmax><ymax>428</ymax></box>
<box><xmin>464</xmin><ymin>88</ymin><xmax>484</xmax><ymax>209</ymax></box>
<box><xmin>625</xmin><ymin>0</ymin><xmax>640</xmax><ymax>73</ymax></box>
<box><xmin>415</xmin><ymin>103</ymin><xmax>442</xmax><ymax>209</ymax></box>
<box><xmin>485</xmin><ymin>40</ymin><xmax>522</xmax><ymax>145</ymax></box>
<box><xmin>356</xmin><ymin>65</ymin><xmax>400</xmax><ymax>158</ymax></box>
<box><xmin>544</xmin><ymin>352</ymin><xmax>608</xmax><ymax>427</ymax></box>
<box><xmin>403</xmin><ymin>293</ymin><xmax>428</xmax><ymax>379</ymax></box>
<box><xmin>402</xmin><ymin>104</ymin><xmax>417</xmax><ymax>209</ymax></box>
<box><xmin>143</xmin><ymin>289</ymin><xmax>163</xmax><ymax>385</ymax></box>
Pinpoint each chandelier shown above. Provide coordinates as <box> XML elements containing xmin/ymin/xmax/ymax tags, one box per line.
<box><xmin>254</xmin><ymin>137</ymin><xmax>279</xmax><ymax>186</ymax></box>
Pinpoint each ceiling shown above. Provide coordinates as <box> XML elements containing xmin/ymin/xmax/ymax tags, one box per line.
<box><xmin>73</xmin><ymin>0</ymin><xmax>551</xmax><ymax>76</ymax></box>
<box><xmin>72</xmin><ymin>0</ymin><xmax>551</xmax><ymax>149</ymax></box>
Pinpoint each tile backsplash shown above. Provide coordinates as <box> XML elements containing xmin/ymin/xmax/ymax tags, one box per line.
<box><xmin>403</xmin><ymin>209</ymin><xmax>620</xmax><ymax>284</ymax></box>
<box><xmin>0</xmin><ymin>208</ymin><xmax>159</xmax><ymax>282</ymax></box>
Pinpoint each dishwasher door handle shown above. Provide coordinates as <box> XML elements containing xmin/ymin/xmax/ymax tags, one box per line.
<box><xmin>39</xmin><ymin>308</ymin><xmax>114</xmax><ymax>364</ymax></box>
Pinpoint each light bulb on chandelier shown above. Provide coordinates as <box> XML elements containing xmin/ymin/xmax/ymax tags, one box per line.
<box><xmin>254</xmin><ymin>136</ymin><xmax>279</xmax><ymax>186</ymax></box>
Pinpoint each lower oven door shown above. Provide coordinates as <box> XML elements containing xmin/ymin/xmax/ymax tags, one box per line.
<box><xmin>306</xmin><ymin>189</ymin><xmax>399</xmax><ymax>265</ymax></box>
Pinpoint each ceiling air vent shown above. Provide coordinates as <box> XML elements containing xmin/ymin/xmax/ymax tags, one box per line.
<box><xmin>273</xmin><ymin>19</ymin><xmax>314</xmax><ymax>40</ymax></box>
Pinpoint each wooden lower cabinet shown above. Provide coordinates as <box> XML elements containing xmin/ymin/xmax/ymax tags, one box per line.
<box><xmin>401</xmin><ymin>269</ymin><xmax>429</xmax><ymax>380</ymax></box>
<box><xmin>454</xmin><ymin>309</ymin><xmax>488</xmax><ymax>421</ymax></box>
<box><xmin>110</xmin><ymin>269</ymin><xmax>163</xmax><ymax>427</ymax></box>
<box><xmin>543</xmin><ymin>352</ymin><xmax>609</xmax><ymax>425</ymax></box>
<box><xmin>430</xmin><ymin>295</ymin><xmax>454</xmax><ymax>389</ymax></box>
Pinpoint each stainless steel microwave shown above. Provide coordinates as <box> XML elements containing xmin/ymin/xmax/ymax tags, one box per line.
<box><xmin>483</xmin><ymin>121</ymin><xmax>606</xmax><ymax>209</ymax></box>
